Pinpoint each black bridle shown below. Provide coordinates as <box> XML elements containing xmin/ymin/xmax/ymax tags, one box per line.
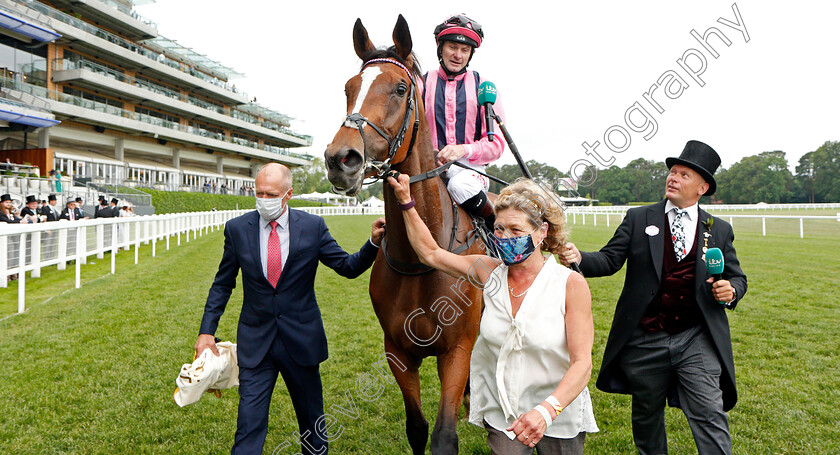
<box><xmin>342</xmin><ymin>58</ymin><xmax>420</xmax><ymax>182</ymax></box>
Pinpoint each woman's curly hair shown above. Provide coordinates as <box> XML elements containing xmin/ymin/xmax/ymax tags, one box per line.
<box><xmin>494</xmin><ymin>178</ymin><xmax>569</xmax><ymax>255</ymax></box>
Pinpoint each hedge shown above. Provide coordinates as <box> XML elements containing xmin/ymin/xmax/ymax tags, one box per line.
<box><xmin>137</xmin><ymin>189</ymin><xmax>323</xmax><ymax>214</ymax></box>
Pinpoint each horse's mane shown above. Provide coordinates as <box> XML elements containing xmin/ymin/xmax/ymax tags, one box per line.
<box><xmin>360</xmin><ymin>47</ymin><xmax>423</xmax><ymax>82</ymax></box>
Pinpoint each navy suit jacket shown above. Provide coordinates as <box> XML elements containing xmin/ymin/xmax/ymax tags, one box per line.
<box><xmin>580</xmin><ymin>200</ymin><xmax>747</xmax><ymax>411</ymax></box>
<box><xmin>199</xmin><ymin>209</ymin><xmax>378</xmax><ymax>369</ymax></box>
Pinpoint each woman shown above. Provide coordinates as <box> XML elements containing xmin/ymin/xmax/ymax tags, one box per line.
<box><xmin>53</xmin><ymin>169</ymin><xmax>63</xmax><ymax>193</ymax></box>
<box><xmin>0</xmin><ymin>193</ymin><xmax>22</xmax><ymax>223</ymax></box>
<box><xmin>387</xmin><ymin>175</ymin><xmax>598</xmax><ymax>454</ymax></box>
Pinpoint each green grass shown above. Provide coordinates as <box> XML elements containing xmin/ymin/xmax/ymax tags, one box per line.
<box><xmin>1</xmin><ymin>214</ymin><xmax>838</xmax><ymax>453</ymax></box>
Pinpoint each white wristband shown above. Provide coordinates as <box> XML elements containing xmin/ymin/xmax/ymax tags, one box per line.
<box><xmin>545</xmin><ymin>395</ymin><xmax>561</xmax><ymax>408</ymax></box>
<box><xmin>534</xmin><ymin>404</ymin><xmax>553</xmax><ymax>428</ymax></box>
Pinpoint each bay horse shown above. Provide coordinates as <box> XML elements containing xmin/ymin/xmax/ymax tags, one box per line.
<box><xmin>324</xmin><ymin>15</ymin><xmax>485</xmax><ymax>455</ymax></box>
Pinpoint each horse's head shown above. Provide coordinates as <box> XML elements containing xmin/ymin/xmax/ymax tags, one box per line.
<box><xmin>325</xmin><ymin>15</ymin><xmax>423</xmax><ymax>196</ymax></box>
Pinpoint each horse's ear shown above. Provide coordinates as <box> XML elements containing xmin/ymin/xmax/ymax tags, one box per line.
<box><xmin>353</xmin><ymin>18</ymin><xmax>376</xmax><ymax>60</ymax></box>
<box><xmin>392</xmin><ymin>14</ymin><xmax>413</xmax><ymax>62</ymax></box>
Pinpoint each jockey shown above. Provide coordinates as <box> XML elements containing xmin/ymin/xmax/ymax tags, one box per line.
<box><xmin>422</xmin><ymin>14</ymin><xmax>505</xmax><ymax>229</ymax></box>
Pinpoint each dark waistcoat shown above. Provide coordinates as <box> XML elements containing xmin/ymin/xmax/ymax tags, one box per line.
<box><xmin>640</xmin><ymin>219</ymin><xmax>704</xmax><ymax>334</ymax></box>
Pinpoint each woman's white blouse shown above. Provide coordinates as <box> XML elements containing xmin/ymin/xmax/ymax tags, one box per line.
<box><xmin>469</xmin><ymin>255</ymin><xmax>598</xmax><ymax>439</ymax></box>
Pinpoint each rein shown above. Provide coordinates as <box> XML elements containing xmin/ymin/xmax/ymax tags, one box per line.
<box><xmin>343</xmin><ymin>58</ymin><xmax>420</xmax><ymax>183</ymax></box>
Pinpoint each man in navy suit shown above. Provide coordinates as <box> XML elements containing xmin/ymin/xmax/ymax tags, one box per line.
<box><xmin>562</xmin><ymin>141</ymin><xmax>747</xmax><ymax>454</ymax></box>
<box><xmin>195</xmin><ymin>163</ymin><xmax>385</xmax><ymax>455</ymax></box>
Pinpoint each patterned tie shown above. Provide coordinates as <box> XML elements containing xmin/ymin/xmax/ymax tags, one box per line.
<box><xmin>267</xmin><ymin>220</ymin><xmax>282</xmax><ymax>287</ymax></box>
<box><xmin>671</xmin><ymin>208</ymin><xmax>687</xmax><ymax>261</ymax></box>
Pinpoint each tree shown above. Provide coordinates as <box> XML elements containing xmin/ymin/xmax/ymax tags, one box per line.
<box><xmin>486</xmin><ymin>163</ymin><xmax>529</xmax><ymax>193</ymax></box>
<box><xmin>624</xmin><ymin>158</ymin><xmax>668</xmax><ymax>203</ymax></box>
<box><xmin>715</xmin><ymin>151</ymin><xmax>793</xmax><ymax>203</ymax></box>
<box><xmin>290</xmin><ymin>158</ymin><xmax>332</xmax><ymax>194</ymax></box>
<box><xmin>795</xmin><ymin>141</ymin><xmax>840</xmax><ymax>202</ymax></box>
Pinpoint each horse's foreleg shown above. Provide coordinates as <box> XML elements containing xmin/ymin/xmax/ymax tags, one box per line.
<box><xmin>431</xmin><ymin>346</ymin><xmax>472</xmax><ymax>455</ymax></box>
<box><xmin>384</xmin><ymin>338</ymin><xmax>428</xmax><ymax>455</ymax></box>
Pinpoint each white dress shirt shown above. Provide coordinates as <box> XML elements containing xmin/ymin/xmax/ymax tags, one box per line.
<box><xmin>259</xmin><ymin>207</ymin><xmax>290</xmax><ymax>281</ymax></box>
<box><xmin>469</xmin><ymin>255</ymin><xmax>599</xmax><ymax>439</ymax></box>
<box><xmin>665</xmin><ymin>199</ymin><xmax>699</xmax><ymax>256</ymax></box>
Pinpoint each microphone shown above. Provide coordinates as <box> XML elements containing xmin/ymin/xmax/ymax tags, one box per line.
<box><xmin>477</xmin><ymin>81</ymin><xmax>497</xmax><ymax>142</ymax></box>
<box><xmin>705</xmin><ymin>247</ymin><xmax>725</xmax><ymax>302</ymax></box>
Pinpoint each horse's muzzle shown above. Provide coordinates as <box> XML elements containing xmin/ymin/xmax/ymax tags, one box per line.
<box><xmin>324</xmin><ymin>146</ymin><xmax>365</xmax><ymax>195</ymax></box>
<box><xmin>325</xmin><ymin>146</ymin><xmax>364</xmax><ymax>175</ymax></box>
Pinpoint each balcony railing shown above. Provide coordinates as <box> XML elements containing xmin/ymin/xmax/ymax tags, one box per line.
<box><xmin>2</xmin><ymin>76</ymin><xmax>314</xmax><ymax>159</ymax></box>
<box><xmin>52</xmin><ymin>59</ymin><xmax>311</xmax><ymax>140</ymax></box>
<box><xmin>9</xmin><ymin>0</ymin><xmax>246</xmax><ymax>98</ymax></box>
<box><xmin>96</xmin><ymin>0</ymin><xmax>157</xmax><ymax>29</ymax></box>
<box><xmin>0</xmin><ymin>94</ymin><xmax>52</xmax><ymax>114</ymax></box>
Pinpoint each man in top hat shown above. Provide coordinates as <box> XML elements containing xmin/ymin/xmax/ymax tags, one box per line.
<box><xmin>20</xmin><ymin>195</ymin><xmax>43</xmax><ymax>222</ymax></box>
<box><xmin>560</xmin><ymin>140</ymin><xmax>747</xmax><ymax>454</ymax></box>
<box><xmin>40</xmin><ymin>194</ymin><xmax>61</xmax><ymax>222</ymax></box>
<box><xmin>75</xmin><ymin>197</ymin><xmax>89</xmax><ymax>219</ymax></box>
<box><xmin>94</xmin><ymin>195</ymin><xmax>107</xmax><ymax>218</ymax></box>
<box><xmin>95</xmin><ymin>196</ymin><xmax>114</xmax><ymax>218</ymax></box>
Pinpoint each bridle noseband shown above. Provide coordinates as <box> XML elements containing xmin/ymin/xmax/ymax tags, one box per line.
<box><xmin>342</xmin><ymin>58</ymin><xmax>420</xmax><ymax>182</ymax></box>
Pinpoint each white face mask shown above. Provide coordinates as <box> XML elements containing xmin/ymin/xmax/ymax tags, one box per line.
<box><xmin>255</xmin><ymin>189</ymin><xmax>290</xmax><ymax>221</ymax></box>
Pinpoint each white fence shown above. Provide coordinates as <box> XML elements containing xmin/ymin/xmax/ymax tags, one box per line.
<box><xmin>565</xmin><ymin>206</ymin><xmax>840</xmax><ymax>238</ymax></box>
<box><xmin>566</xmin><ymin>203</ymin><xmax>840</xmax><ymax>214</ymax></box>
<box><xmin>1</xmin><ymin>210</ymin><xmax>250</xmax><ymax>313</ymax></box>
<box><xmin>0</xmin><ymin>207</ymin><xmax>386</xmax><ymax>314</ymax></box>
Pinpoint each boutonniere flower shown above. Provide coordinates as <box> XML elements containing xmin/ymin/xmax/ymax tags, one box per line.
<box><xmin>701</xmin><ymin>217</ymin><xmax>714</xmax><ymax>261</ymax></box>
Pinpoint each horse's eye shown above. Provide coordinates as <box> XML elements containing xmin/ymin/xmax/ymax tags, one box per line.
<box><xmin>395</xmin><ymin>83</ymin><xmax>408</xmax><ymax>96</ymax></box>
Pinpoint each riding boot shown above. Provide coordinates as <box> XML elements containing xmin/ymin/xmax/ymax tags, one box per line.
<box><xmin>461</xmin><ymin>191</ymin><xmax>495</xmax><ymax>231</ymax></box>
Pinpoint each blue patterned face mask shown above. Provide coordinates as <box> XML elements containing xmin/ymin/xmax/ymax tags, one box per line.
<box><xmin>490</xmin><ymin>226</ymin><xmax>542</xmax><ymax>265</ymax></box>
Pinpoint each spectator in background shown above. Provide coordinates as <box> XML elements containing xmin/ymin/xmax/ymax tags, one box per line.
<box><xmin>59</xmin><ymin>200</ymin><xmax>81</xmax><ymax>221</ymax></box>
<box><xmin>95</xmin><ymin>195</ymin><xmax>107</xmax><ymax>218</ymax></box>
<box><xmin>75</xmin><ymin>197</ymin><xmax>89</xmax><ymax>219</ymax></box>
<box><xmin>95</xmin><ymin>197</ymin><xmax>114</xmax><ymax>218</ymax></box>
<box><xmin>1</xmin><ymin>193</ymin><xmax>22</xmax><ymax>223</ymax></box>
<box><xmin>19</xmin><ymin>195</ymin><xmax>45</xmax><ymax>223</ymax></box>
<box><xmin>118</xmin><ymin>204</ymin><xmax>134</xmax><ymax>217</ymax></box>
<box><xmin>54</xmin><ymin>169</ymin><xmax>63</xmax><ymax>193</ymax></box>
<box><xmin>1</xmin><ymin>193</ymin><xmax>21</xmax><ymax>280</ymax></box>
<box><xmin>41</xmin><ymin>194</ymin><xmax>60</xmax><ymax>222</ymax></box>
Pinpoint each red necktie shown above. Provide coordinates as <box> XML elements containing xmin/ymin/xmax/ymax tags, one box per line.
<box><xmin>267</xmin><ymin>220</ymin><xmax>282</xmax><ymax>287</ymax></box>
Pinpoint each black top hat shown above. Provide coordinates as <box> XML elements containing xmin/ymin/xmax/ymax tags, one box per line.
<box><xmin>666</xmin><ymin>140</ymin><xmax>721</xmax><ymax>196</ymax></box>
<box><xmin>1</xmin><ymin>194</ymin><xmax>11</xmax><ymax>202</ymax></box>
<box><xmin>111</xmin><ymin>198</ymin><xmax>119</xmax><ymax>204</ymax></box>
<box><xmin>26</xmin><ymin>195</ymin><xmax>37</xmax><ymax>204</ymax></box>
<box><xmin>48</xmin><ymin>194</ymin><xmax>57</xmax><ymax>201</ymax></box>
<box><xmin>75</xmin><ymin>197</ymin><xmax>83</xmax><ymax>202</ymax></box>
<box><xmin>98</xmin><ymin>195</ymin><xmax>106</xmax><ymax>201</ymax></box>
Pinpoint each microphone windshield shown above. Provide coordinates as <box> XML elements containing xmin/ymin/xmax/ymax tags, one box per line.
<box><xmin>705</xmin><ymin>247</ymin><xmax>724</xmax><ymax>275</ymax></box>
<box><xmin>477</xmin><ymin>81</ymin><xmax>497</xmax><ymax>105</ymax></box>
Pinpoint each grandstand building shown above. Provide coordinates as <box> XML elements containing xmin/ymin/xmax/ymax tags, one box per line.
<box><xmin>0</xmin><ymin>0</ymin><xmax>312</xmax><ymax>199</ymax></box>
